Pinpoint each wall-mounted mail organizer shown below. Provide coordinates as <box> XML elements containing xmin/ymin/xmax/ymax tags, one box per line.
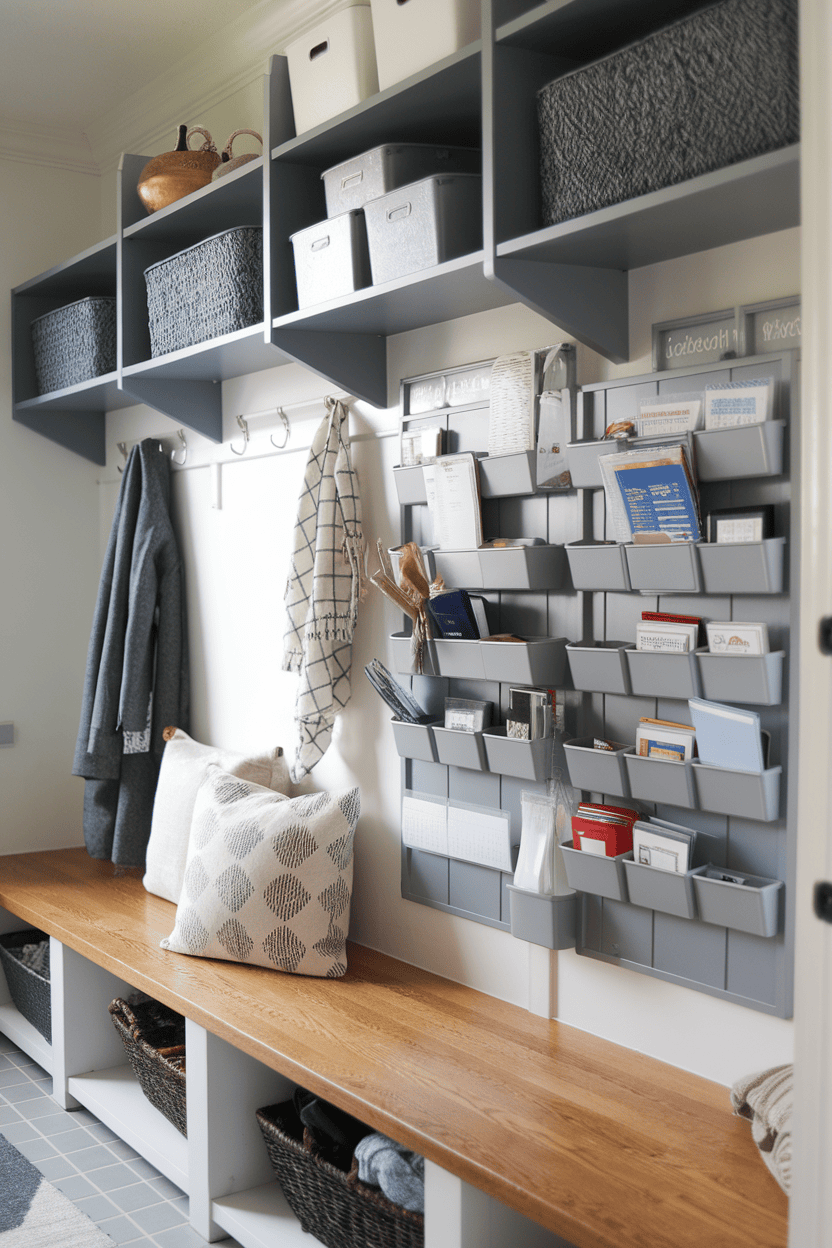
<box><xmin>393</xmin><ymin>360</ymin><xmax>585</xmax><ymax>942</ymax></box>
<box><xmin>563</xmin><ymin>350</ymin><xmax>799</xmax><ymax>1018</ymax></box>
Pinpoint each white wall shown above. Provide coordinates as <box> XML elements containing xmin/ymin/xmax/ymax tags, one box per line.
<box><xmin>95</xmin><ymin>224</ymin><xmax>799</xmax><ymax>1087</ymax></box>
<box><xmin>0</xmin><ymin>159</ymin><xmax>104</xmax><ymax>852</ymax></box>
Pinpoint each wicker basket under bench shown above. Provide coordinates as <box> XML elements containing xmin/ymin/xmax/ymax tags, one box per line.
<box><xmin>0</xmin><ymin>927</ymin><xmax>51</xmax><ymax>1042</ymax></box>
<box><xmin>256</xmin><ymin>1100</ymin><xmax>424</xmax><ymax>1248</ymax></box>
<box><xmin>108</xmin><ymin>997</ymin><xmax>187</xmax><ymax>1136</ymax></box>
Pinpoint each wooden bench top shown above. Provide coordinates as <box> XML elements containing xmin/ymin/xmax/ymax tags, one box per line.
<box><xmin>0</xmin><ymin>848</ymin><xmax>787</xmax><ymax>1248</ymax></box>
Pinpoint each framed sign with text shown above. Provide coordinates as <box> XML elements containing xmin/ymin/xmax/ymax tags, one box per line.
<box><xmin>739</xmin><ymin>296</ymin><xmax>801</xmax><ymax>356</ymax></box>
<box><xmin>652</xmin><ymin>308</ymin><xmax>739</xmax><ymax>372</ymax></box>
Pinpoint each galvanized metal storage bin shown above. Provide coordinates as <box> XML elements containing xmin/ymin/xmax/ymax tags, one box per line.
<box><xmin>31</xmin><ymin>296</ymin><xmax>116</xmax><ymax>394</ymax></box>
<box><xmin>363</xmin><ymin>173</ymin><xmax>482</xmax><ymax>285</ymax></box>
<box><xmin>291</xmin><ymin>211</ymin><xmax>372</xmax><ymax>308</ymax></box>
<box><xmin>144</xmin><ymin>225</ymin><xmax>263</xmax><ymax>357</ymax></box>
<box><xmin>322</xmin><ymin>144</ymin><xmax>480</xmax><ymax>217</ymax></box>
<box><xmin>537</xmin><ymin>0</ymin><xmax>799</xmax><ymax>227</ymax></box>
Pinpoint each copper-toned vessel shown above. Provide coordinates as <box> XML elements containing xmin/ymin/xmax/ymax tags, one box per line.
<box><xmin>137</xmin><ymin>125</ymin><xmax>220</xmax><ymax>214</ymax></box>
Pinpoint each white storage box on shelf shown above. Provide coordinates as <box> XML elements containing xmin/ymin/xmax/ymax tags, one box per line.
<box><xmin>322</xmin><ymin>143</ymin><xmax>481</xmax><ymax>216</ymax></box>
<box><xmin>285</xmin><ymin>5</ymin><xmax>379</xmax><ymax>134</ymax></box>
<box><xmin>363</xmin><ymin>173</ymin><xmax>482</xmax><ymax>284</ymax></box>
<box><xmin>290</xmin><ymin>211</ymin><xmax>371</xmax><ymax>308</ymax></box>
<box><xmin>370</xmin><ymin>0</ymin><xmax>481</xmax><ymax>90</ymax></box>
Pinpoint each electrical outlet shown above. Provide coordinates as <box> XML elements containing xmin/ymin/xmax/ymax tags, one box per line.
<box><xmin>0</xmin><ymin>723</ymin><xmax>14</xmax><ymax>747</ymax></box>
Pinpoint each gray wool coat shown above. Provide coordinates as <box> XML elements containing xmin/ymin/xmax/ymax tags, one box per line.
<box><xmin>72</xmin><ymin>440</ymin><xmax>188</xmax><ymax>866</ymax></box>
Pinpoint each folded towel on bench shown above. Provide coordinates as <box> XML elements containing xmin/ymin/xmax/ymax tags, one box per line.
<box><xmin>731</xmin><ymin>1063</ymin><xmax>793</xmax><ymax>1194</ymax></box>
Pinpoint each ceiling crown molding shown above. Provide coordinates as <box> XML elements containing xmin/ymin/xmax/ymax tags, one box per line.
<box><xmin>0</xmin><ymin>118</ymin><xmax>98</xmax><ymax>175</ymax></box>
<box><xmin>84</xmin><ymin>0</ymin><xmax>344</xmax><ymax>173</ymax></box>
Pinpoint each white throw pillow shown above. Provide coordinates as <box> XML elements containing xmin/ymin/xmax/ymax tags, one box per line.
<box><xmin>161</xmin><ymin>768</ymin><xmax>360</xmax><ymax>978</ymax></box>
<box><xmin>143</xmin><ymin>729</ymin><xmax>291</xmax><ymax>904</ymax></box>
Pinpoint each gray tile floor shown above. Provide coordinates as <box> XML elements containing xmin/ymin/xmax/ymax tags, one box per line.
<box><xmin>0</xmin><ymin>1033</ymin><xmax>243</xmax><ymax>1248</ymax></box>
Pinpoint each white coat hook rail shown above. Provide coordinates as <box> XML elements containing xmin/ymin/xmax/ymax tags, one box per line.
<box><xmin>228</xmin><ymin>395</ymin><xmax>353</xmax><ymax>456</ymax></box>
<box><xmin>117</xmin><ymin>430</ymin><xmax>188</xmax><ymax>472</ymax></box>
<box><xmin>229</xmin><ymin>414</ymin><xmax>250</xmax><ymax>456</ymax></box>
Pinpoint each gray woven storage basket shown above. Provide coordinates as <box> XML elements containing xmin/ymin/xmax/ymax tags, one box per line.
<box><xmin>537</xmin><ymin>0</ymin><xmax>799</xmax><ymax>227</ymax></box>
<box><xmin>0</xmin><ymin>928</ymin><xmax>51</xmax><ymax>1043</ymax></box>
<box><xmin>109</xmin><ymin>998</ymin><xmax>187</xmax><ymax>1136</ymax></box>
<box><xmin>256</xmin><ymin>1102</ymin><xmax>424</xmax><ymax>1248</ymax></box>
<box><xmin>144</xmin><ymin>224</ymin><xmax>263</xmax><ymax>357</ymax></box>
<box><xmin>31</xmin><ymin>296</ymin><xmax>116</xmax><ymax>395</ymax></box>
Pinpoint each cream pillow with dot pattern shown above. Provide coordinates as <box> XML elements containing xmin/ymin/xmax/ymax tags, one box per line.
<box><xmin>161</xmin><ymin>767</ymin><xmax>359</xmax><ymax>978</ymax></box>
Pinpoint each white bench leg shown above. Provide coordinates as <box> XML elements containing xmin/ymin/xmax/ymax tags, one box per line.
<box><xmin>50</xmin><ymin>940</ymin><xmax>134</xmax><ymax>1110</ymax></box>
<box><xmin>425</xmin><ymin>1160</ymin><xmax>576</xmax><ymax>1248</ymax></box>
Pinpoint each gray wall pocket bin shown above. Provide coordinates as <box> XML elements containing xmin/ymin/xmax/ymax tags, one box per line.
<box><xmin>693</xmin><ymin>420</ymin><xmax>786</xmax><ymax>481</ymax></box>
<box><xmin>565</xmin><ymin>438</ymin><xmax>627</xmax><ymax>489</ymax></box>
<box><xmin>691</xmin><ymin>762</ymin><xmax>782</xmax><ymax>822</ymax></box>
<box><xmin>144</xmin><ymin>225</ymin><xmax>263</xmax><ymax>357</ymax></box>
<box><xmin>432</xmin><ymin>638</ymin><xmax>487</xmax><ymax>680</ymax></box>
<box><xmin>363</xmin><ymin>173</ymin><xmax>483</xmax><ymax>285</ymax></box>
<box><xmin>507</xmin><ymin>886</ymin><xmax>577</xmax><ymax>949</ymax></box>
<box><xmin>696</xmin><ymin>649</ymin><xmax>785</xmax><ymax>706</ymax></box>
<box><xmin>565</xmin><ymin>541</ymin><xmax>632</xmax><ymax>592</ymax></box>
<box><xmin>433</xmin><ymin>549</ymin><xmax>483</xmax><ymax>589</ymax></box>
<box><xmin>433</xmin><ymin>726</ymin><xmax>488</xmax><ymax>771</ymax></box>
<box><xmin>625</xmin><ymin>646</ymin><xmax>701</xmax><ymax>700</ymax></box>
<box><xmin>391</xmin><ymin>717</ymin><xmax>440</xmax><ymax>763</ymax></box>
<box><xmin>290</xmin><ymin>210</ymin><xmax>371</xmax><ymax>308</ymax></box>
<box><xmin>622</xmin><ymin>860</ymin><xmax>699</xmax><ymax>920</ymax></box>
<box><xmin>480</xmin><ymin>636</ymin><xmax>568</xmax><ymax>685</ymax></box>
<box><xmin>563</xmin><ymin>737</ymin><xmax>630</xmax><ymax>796</ymax></box>
<box><xmin>624</xmin><ymin>750</ymin><xmax>696</xmax><ymax>809</ymax></box>
<box><xmin>561</xmin><ymin>842</ymin><xmax>632</xmax><ymax>902</ymax></box>
<box><xmin>537</xmin><ymin>0</ymin><xmax>798</xmax><ymax>227</ymax></box>
<box><xmin>692</xmin><ymin>867</ymin><xmax>783</xmax><ymax>937</ymax></box>
<box><xmin>482</xmin><ymin>728</ymin><xmax>554</xmax><ymax>782</ymax></box>
<box><xmin>31</xmin><ymin>296</ymin><xmax>116</xmax><ymax>395</ymax></box>
<box><xmin>389</xmin><ymin>630</ymin><xmax>438</xmax><ymax>676</ymax></box>
<box><xmin>321</xmin><ymin>143</ymin><xmax>481</xmax><ymax>217</ymax></box>
<box><xmin>625</xmin><ymin>541</ymin><xmax>702</xmax><ymax>594</ymax></box>
<box><xmin>566</xmin><ymin>641</ymin><xmax>631</xmax><ymax>695</ymax></box>
<box><xmin>478</xmin><ymin>450</ymin><xmax>536</xmax><ymax>497</ymax></box>
<box><xmin>698</xmin><ymin>537</ymin><xmax>786</xmax><ymax>595</ymax></box>
<box><xmin>393</xmin><ymin>465</ymin><xmax>428</xmax><ymax>506</ymax></box>
<box><xmin>478</xmin><ymin>544</ymin><xmax>567</xmax><ymax>591</ymax></box>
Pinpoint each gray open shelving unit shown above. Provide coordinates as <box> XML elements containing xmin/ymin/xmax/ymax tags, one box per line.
<box><xmin>12</xmin><ymin>0</ymin><xmax>801</xmax><ymax>460</ymax></box>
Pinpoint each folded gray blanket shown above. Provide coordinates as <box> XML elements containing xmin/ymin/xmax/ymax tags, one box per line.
<box><xmin>354</xmin><ymin>1133</ymin><xmax>424</xmax><ymax>1213</ymax></box>
<box><xmin>730</xmin><ymin>1063</ymin><xmax>792</xmax><ymax>1194</ymax></box>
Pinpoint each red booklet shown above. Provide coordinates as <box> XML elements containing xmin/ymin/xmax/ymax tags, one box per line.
<box><xmin>572</xmin><ymin>802</ymin><xmax>638</xmax><ymax>858</ymax></box>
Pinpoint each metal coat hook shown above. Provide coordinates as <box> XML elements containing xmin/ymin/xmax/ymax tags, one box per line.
<box><xmin>230</xmin><ymin>414</ymin><xmax>250</xmax><ymax>456</ymax></box>
<box><xmin>171</xmin><ymin>429</ymin><xmax>188</xmax><ymax>466</ymax></box>
<box><xmin>117</xmin><ymin>442</ymin><xmax>128</xmax><ymax>473</ymax></box>
<box><xmin>270</xmin><ymin>407</ymin><xmax>290</xmax><ymax>450</ymax></box>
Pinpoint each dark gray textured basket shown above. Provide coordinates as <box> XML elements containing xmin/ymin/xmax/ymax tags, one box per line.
<box><xmin>0</xmin><ymin>928</ymin><xmax>51</xmax><ymax>1043</ymax></box>
<box><xmin>537</xmin><ymin>0</ymin><xmax>799</xmax><ymax>227</ymax></box>
<box><xmin>109</xmin><ymin>998</ymin><xmax>187</xmax><ymax>1136</ymax></box>
<box><xmin>144</xmin><ymin>224</ymin><xmax>263</xmax><ymax>357</ymax></box>
<box><xmin>31</xmin><ymin>296</ymin><xmax>116</xmax><ymax>395</ymax></box>
<box><xmin>256</xmin><ymin>1102</ymin><xmax>424</xmax><ymax>1248</ymax></box>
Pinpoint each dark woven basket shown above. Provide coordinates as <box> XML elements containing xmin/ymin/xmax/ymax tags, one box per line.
<box><xmin>108</xmin><ymin>998</ymin><xmax>187</xmax><ymax>1136</ymax></box>
<box><xmin>31</xmin><ymin>296</ymin><xmax>116</xmax><ymax>395</ymax></box>
<box><xmin>143</xmin><ymin>224</ymin><xmax>263</xmax><ymax>358</ymax></box>
<box><xmin>256</xmin><ymin>1102</ymin><xmax>424</xmax><ymax>1248</ymax></box>
<box><xmin>0</xmin><ymin>929</ymin><xmax>51</xmax><ymax>1043</ymax></box>
<box><xmin>537</xmin><ymin>0</ymin><xmax>799</xmax><ymax>227</ymax></box>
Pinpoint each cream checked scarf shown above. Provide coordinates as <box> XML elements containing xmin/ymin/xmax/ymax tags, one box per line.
<box><xmin>283</xmin><ymin>398</ymin><xmax>365</xmax><ymax>781</ymax></box>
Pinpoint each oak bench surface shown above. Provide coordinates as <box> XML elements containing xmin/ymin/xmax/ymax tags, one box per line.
<box><xmin>0</xmin><ymin>848</ymin><xmax>786</xmax><ymax>1248</ymax></box>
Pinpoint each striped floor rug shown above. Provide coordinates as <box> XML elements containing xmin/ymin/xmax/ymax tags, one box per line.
<box><xmin>0</xmin><ymin>1131</ymin><xmax>115</xmax><ymax>1246</ymax></box>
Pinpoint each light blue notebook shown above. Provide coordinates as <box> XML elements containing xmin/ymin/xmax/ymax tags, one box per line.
<box><xmin>688</xmin><ymin>698</ymin><xmax>765</xmax><ymax>772</ymax></box>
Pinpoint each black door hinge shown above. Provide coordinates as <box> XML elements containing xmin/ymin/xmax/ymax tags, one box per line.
<box><xmin>819</xmin><ymin>617</ymin><xmax>832</xmax><ymax>655</ymax></box>
<box><xmin>813</xmin><ymin>881</ymin><xmax>832</xmax><ymax>923</ymax></box>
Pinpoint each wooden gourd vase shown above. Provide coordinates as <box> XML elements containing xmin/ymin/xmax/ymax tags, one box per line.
<box><xmin>137</xmin><ymin>125</ymin><xmax>220</xmax><ymax>214</ymax></box>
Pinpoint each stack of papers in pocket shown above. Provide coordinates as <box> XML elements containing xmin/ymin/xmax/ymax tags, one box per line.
<box><xmin>688</xmin><ymin>698</ymin><xmax>766</xmax><ymax>772</ymax></box>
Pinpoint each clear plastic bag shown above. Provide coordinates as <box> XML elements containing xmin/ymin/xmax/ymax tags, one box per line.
<box><xmin>514</xmin><ymin>770</ymin><xmax>576</xmax><ymax>895</ymax></box>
